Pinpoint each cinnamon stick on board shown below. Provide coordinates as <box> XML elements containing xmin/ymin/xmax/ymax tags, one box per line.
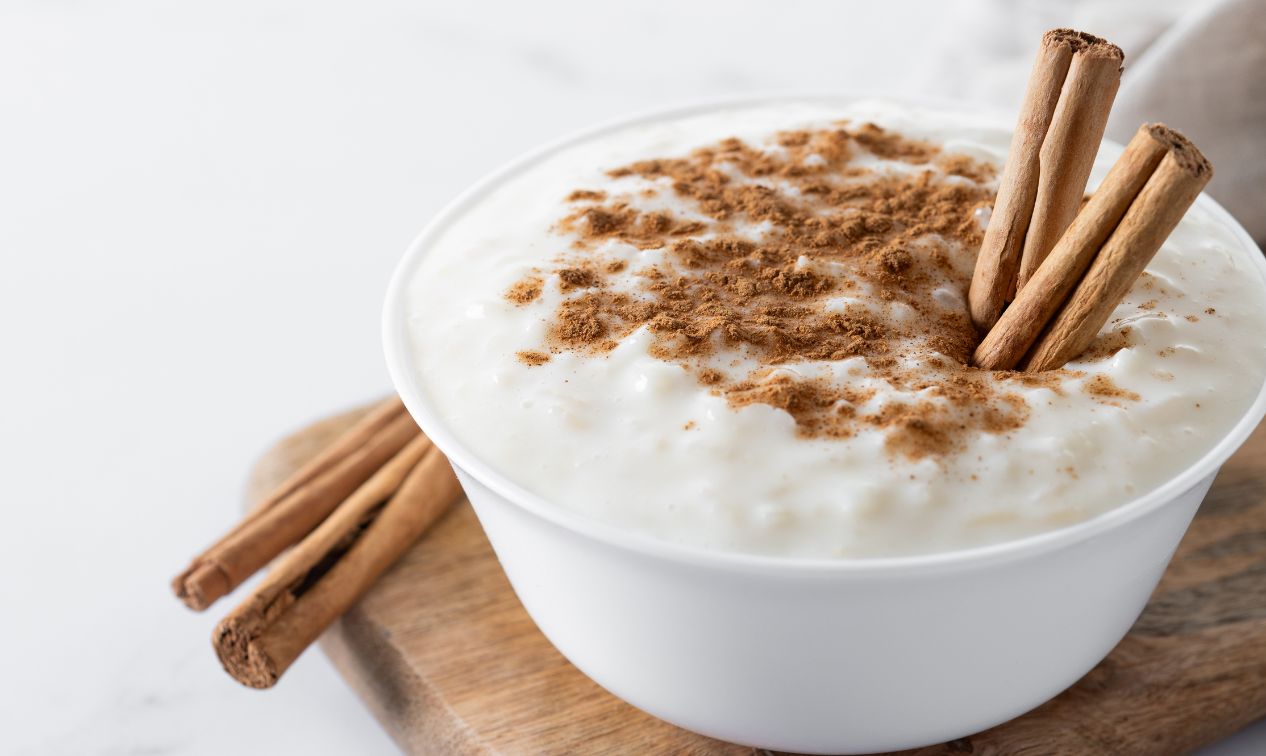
<box><xmin>242</xmin><ymin>396</ymin><xmax>406</xmax><ymax>517</ymax></box>
<box><xmin>215</xmin><ymin>436</ymin><xmax>462</xmax><ymax>688</ymax></box>
<box><xmin>173</xmin><ymin>397</ymin><xmax>419</xmax><ymax>610</ymax></box>
<box><xmin>968</xmin><ymin>29</ymin><xmax>1122</xmax><ymax>331</ymax></box>
<box><xmin>1023</xmin><ymin>126</ymin><xmax>1211</xmax><ymax>372</ymax></box>
<box><xmin>972</xmin><ymin>124</ymin><xmax>1177</xmax><ymax>370</ymax></box>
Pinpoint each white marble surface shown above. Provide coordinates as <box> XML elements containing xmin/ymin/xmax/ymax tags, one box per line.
<box><xmin>1</xmin><ymin>1</ymin><xmax>1262</xmax><ymax>753</ymax></box>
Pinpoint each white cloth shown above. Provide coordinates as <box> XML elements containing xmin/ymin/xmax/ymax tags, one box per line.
<box><xmin>1108</xmin><ymin>0</ymin><xmax>1266</xmax><ymax>243</ymax></box>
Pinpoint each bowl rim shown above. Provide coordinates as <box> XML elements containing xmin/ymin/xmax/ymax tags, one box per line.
<box><xmin>383</xmin><ymin>92</ymin><xmax>1266</xmax><ymax>578</ymax></box>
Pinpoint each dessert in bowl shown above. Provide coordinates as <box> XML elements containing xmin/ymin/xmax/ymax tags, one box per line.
<box><xmin>383</xmin><ymin>96</ymin><xmax>1266</xmax><ymax>753</ymax></box>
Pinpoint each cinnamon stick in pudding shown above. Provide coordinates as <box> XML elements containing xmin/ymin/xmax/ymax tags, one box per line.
<box><xmin>1024</xmin><ymin>127</ymin><xmax>1212</xmax><ymax>372</ymax></box>
<box><xmin>214</xmin><ymin>436</ymin><xmax>462</xmax><ymax>688</ymax></box>
<box><xmin>1017</xmin><ymin>38</ymin><xmax>1123</xmax><ymax>290</ymax></box>
<box><xmin>173</xmin><ymin>397</ymin><xmax>418</xmax><ymax>610</ymax></box>
<box><xmin>968</xmin><ymin>29</ymin><xmax>1123</xmax><ymax>330</ymax></box>
<box><xmin>972</xmin><ymin>125</ymin><xmax>1174</xmax><ymax>370</ymax></box>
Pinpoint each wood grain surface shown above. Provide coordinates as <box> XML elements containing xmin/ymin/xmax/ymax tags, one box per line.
<box><xmin>246</xmin><ymin>405</ymin><xmax>1266</xmax><ymax>755</ymax></box>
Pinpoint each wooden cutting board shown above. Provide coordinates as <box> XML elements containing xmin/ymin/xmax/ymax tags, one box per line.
<box><xmin>246</xmin><ymin>404</ymin><xmax>1266</xmax><ymax>755</ymax></box>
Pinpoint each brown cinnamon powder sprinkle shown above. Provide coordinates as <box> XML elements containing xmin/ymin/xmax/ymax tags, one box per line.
<box><xmin>505</xmin><ymin>276</ymin><xmax>543</xmax><ymax>305</ymax></box>
<box><xmin>848</xmin><ymin>122</ymin><xmax>939</xmax><ymax>163</ymax></box>
<box><xmin>1081</xmin><ymin>327</ymin><xmax>1135</xmax><ymax>362</ymax></box>
<box><xmin>1084</xmin><ymin>374</ymin><xmax>1141</xmax><ymax>403</ymax></box>
<box><xmin>506</xmin><ymin>122</ymin><xmax>1133</xmax><ymax>458</ymax></box>
<box><xmin>557</xmin><ymin>267</ymin><xmax>599</xmax><ymax>291</ymax></box>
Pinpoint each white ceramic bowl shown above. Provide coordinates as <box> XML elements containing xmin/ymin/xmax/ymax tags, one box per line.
<box><xmin>384</xmin><ymin>96</ymin><xmax>1266</xmax><ymax>754</ymax></box>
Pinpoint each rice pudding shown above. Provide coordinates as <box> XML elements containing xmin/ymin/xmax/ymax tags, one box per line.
<box><xmin>400</xmin><ymin>99</ymin><xmax>1266</xmax><ymax>558</ymax></box>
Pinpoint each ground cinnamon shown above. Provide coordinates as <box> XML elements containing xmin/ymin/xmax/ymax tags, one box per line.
<box><xmin>508</xmin><ymin>122</ymin><xmax>1061</xmax><ymax>458</ymax></box>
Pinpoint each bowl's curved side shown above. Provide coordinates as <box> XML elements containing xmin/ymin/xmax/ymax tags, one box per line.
<box><xmin>454</xmin><ymin>457</ymin><xmax>1214</xmax><ymax>752</ymax></box>
<box><xmin>382</xmin><ymin>93</ymin><xmax>1266</xmax><ymax>577</ymax></box>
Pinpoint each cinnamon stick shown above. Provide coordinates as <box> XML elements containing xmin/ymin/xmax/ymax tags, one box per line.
<box><xmin>214</xmin><ymin>437</ymin><xmax>462</xmax><ymax>688</ymax></box>
<box><xmin>1024</xmin><ymin>127</ymin><xmax>1212</xmax><ymax>371</ymax></box>
<box><xmin>179</xmin><ymin>398</ymin><xmax>405</xmax><ymax>567</ymax></box>
<box><xmin>248</xmin><ymin>396</ymin><xmax>406</xmax><ymax>516</ymax></box>
<box><xmin>1016</xmin><ymin>39</ymin><xmax>1123</xmax><ymax>291</ymax></box>
<box><xmin>968</xmin><ymin>29</ymin><xmax>1122</xmax><ymax>330</ymax></box>
<box><xmin>173</xmin><ymin>398</ymin><xmax>419</xmax><ymax>610</ymax></box>
<box><xmin>968</xmin><ymin>30</ymin><xmax>1084</xmax><ymax>330</ymax></box>
<box><xmin>973</xmin><ymin>125</ymin><xmax>1172</xmax><ymax>370</ymax></box>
